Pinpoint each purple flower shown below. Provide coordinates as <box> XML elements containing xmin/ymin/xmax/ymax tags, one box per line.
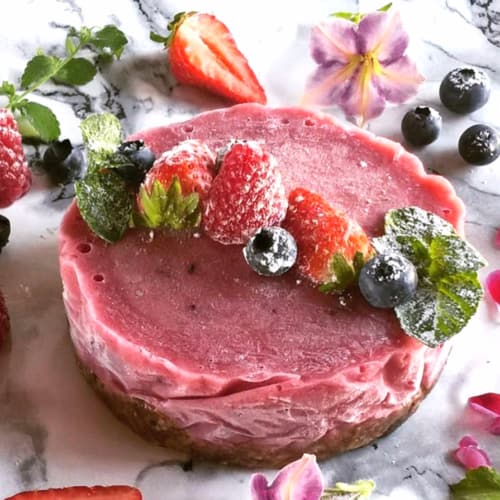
<box><xmin>250</xmin><ymin>453</ymin><xmax>323</xmax><ymax>500</ymax></box>
<box><xmin>303</xmin><ymin>10</ymin><xmax>424</xmax><ymax>125</ymax></box>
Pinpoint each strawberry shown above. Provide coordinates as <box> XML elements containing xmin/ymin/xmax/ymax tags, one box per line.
<box><xmin>155</xmin><ymin>12</ymin><xmax>266</xmax><ymax>104</ymax></box>
<box><xmin>282</xmin><ymin>188</ymin><xmax>373</xmax><ymax>292</ymax></box>
<box><xmin>5</xmin><ymin>485</ymin><xmax>142</xmax><ymax>500</ymax></box>
<box><xmin>0</xmin><ymin>108</ymin><xmax>32</xmax><ymax>208</ymax></box>
<box><xmin>203</xmin><ymin>141</ymin><xmax>287</xmax><ymax>245</ymax></box>
<box><xmin>136</xmin><ymin>140</ymin><xmax>215</xmax><ymax>230</ymax></box>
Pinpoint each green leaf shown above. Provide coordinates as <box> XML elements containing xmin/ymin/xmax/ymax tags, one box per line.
<box><xmin>20</xmin><ymin>54</ymin><xmax>59</xmax><ymax>89</ymax></box>
<box><xmin>150</xmin><ymin>31</ymin><xmax>170</xmax><ymax>44</ymax></box>
<box><xmin>89</xmin><ymin>25</ymin><xmax>128</xmax><ymax>59</ymax></box>
<box><xmin>384</xmin><ymin>206</ymin><xmax>455</xmax><ymax>244</ymax></box>
<box><xmin>378</xmin><ymin>2</ymin><xmax>393</xmax><ymax>12</ymax></box>
<box><xmin>319</xmin><ymin>251</ymin><xmax>369</xmax><ymax>294</ymax></box>
<box><xmin>322</xmin><ymin>479</ymin><xmax>376</xmax><ymax>499</ymax></box>
<box><xmin>53</xmin><ymin>57</ymin><xmax>97</xmax><ymax>85</ymax></box>
<box><xmin>75</xmin><ymin>170</ymin><xmax>132</xmax><ymax>243</ymax></box>
<box><xmin>65</xmin><ymin>35</ymin><xmax>78</xmax><ymax>56</ymax></box>
<box><xmin>450</xmin><ymin>467</ymin><xmax>500</xmax><ymax>499</ymax></box>
<box><xmin>16</xmin><ymin>101</ymin><xmax>60</xmax><ymax>142</ymax></box>
<box><xmin>135</xmin><ymin>178</ymin><xmax>201</xmax><ymax>230</ymax></box>
<box><xmin>0</xmin><ymin>81</ymin><xmax>16</xmax><ymax>98</ymax></box>
<box><xmin>428</xmin><ymin>235</ymin><xmax>487</xmax><ymax>279</ymax></box>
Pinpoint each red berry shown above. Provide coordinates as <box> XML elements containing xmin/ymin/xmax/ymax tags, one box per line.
<box><xmin>203</xmin><ymin>141</ymin><xmax>287</xmax><ymax>245</ymax></box>
<box><xmin>0</xmin><ymin>108</ymin><xmax>31</xmax><ymax>208</ymax></box>
<box><xmin>166</xmin><ymin>12</ymin><xmax>267</xmax><ymax>104</ymax></box>
<box><xmin>5</xmin><ymin>485</ymin><xmax>142</xmax><ymax>500</ymax></box>
<box><xmin>283</xmin><ymin>188</ymin><xmax>372</xmax><ymax>287</ymax></box>
<box><xmin>143</xmin><ymin>139</ymin><xmax>214</xmax><ymax>200</ymax></box>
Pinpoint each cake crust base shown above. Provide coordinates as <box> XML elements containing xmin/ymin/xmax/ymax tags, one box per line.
<box><xmin>77</xmin><ymin>357</ymin><xmax>429</xmax><ymax>468</ymax></box>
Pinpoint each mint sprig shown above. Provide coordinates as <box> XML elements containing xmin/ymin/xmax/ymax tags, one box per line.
<box><xmin>373</xmin><ymin>207</ymin><xmax>486</xmax><ymax>347</ymax></box>
<box><xmin>0</xmin><ymin>25</ymin><xmax>127</xmax><ymax>142</ymax></box>
<box><xmin>450</xmin><ymin>466</ymin><xmax>500</xmax><ymax>499</ymax></box>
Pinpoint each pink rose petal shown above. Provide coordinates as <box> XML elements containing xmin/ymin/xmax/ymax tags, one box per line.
<box><xmin>469</xmin><ymin>393</ymin><xmax>500</xmax><ymax>418</ymax></box>
<box><xmin>454</xmin><ymin>435</ymin><xmax>492</xmax><ymax>470</ymax></box>
<box><xmin>486</xmin><ymin>270</ymin><xmax>500</xmax><ymax>305</ymax></box>
<box><xmin>489</xmin><ymin>417</ymin><xmax>500</xmax><ymax>435</ymax></box>
<box><xmin>357</xmin><ymin>11</ymin><xmax>409</xmax><ymax>63</ymax></box>
<box><xmin>250</xmin><ymin>454</ymin><xmax>324</xmax><ymax>500</ymax></box>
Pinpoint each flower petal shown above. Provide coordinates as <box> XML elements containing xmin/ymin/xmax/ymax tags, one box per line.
<box><xmin>310</xmin><ymin>19</ymin><xmax>358</xmax><ymax>65</ymax></box>
<box><xmin>486</xmin><ymin>270</ymin><xmax>500</xmax><ymax>305</ymax></box>
<box><xmin>469</xmin><ymin>393</ymin><xmax>500</xmax><ymax>418</ymax></box>
<box><xmin>302</xmin><ymin>60</ymin><xmax>358</xmax><ymax>106</ymax></box>
<box><xmin>489</xmin><ymin>417</ymin><xmax>500</xmax><ymax>435</ymax></box>
<box><xmin>375</xmin><ymin>55</ymin><xmax>424</xmax><ymax>103</ymax></box>
<box><xmin>357</xmin><ymin>11</ymin><xmax>409</xmax><ymax>64</ymax></box>
<box><xmin>339</xmin><ymin>64</ymin><xmax>387</xmax><ymax>123</ymax></box>
<box><xmin>454</xmin><ymin>435</ymin><xmax>492</xmax><ymax>470</ymax></box>
<box><xmin>250</xmin><ymin>454</ymin><xmax>323</xmax><ymax>500</ymax></box>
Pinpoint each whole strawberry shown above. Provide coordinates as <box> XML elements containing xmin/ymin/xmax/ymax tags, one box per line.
<box><xmin>203</xmin><ymin>141</ymin><xmax>287</xmax><ymax>245</ymax></box>
<box><xmin>136</xmin><ymin>140</ymin><xmax>215</xmax><ymax>230</ymax></box>
<box><xmin>0</xmin><ymin>108</ymin><xmax>31</xmax><ymax>208</ymax></box>
<box><xmin>283</xmin><ymin>188</ymin><xmax>373</xmax><ymax>292</ymax></box>
<box><xmin>152</xmin><ymin>12</ymin><xmax>267</xmax><ymax>104</ymax></box>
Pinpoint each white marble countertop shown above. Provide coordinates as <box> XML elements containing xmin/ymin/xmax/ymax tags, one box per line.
<box><xmin>0</xmin><ymin>1</ymin><xmax>499</xmax><ymax>499</ymax></box>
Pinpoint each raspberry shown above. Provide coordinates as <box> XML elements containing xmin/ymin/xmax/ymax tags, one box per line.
<box><xmin>283</xmin><ymin>188</ymin><xmax>373</xmax><ymax>290</ymax></box>
<box><xmin>203</xmin><ymin>141</ymin><xmax>287</xmax><ymax>245</ymax></box>
<box><xmin>143</xmin><ymin>139</ymin><xmax>215</xmax><ymax>200</ymax></box>
<box><xmin>0</xmin><ymin>108</ymin><xmax>31</xmax><ymax>208</ymax></box>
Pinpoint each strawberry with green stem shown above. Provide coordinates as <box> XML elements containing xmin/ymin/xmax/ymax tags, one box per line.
<box><xmin>151</xmin><ymin>12</ymin><xmax>267</xmax><ymax>104</ymax></box>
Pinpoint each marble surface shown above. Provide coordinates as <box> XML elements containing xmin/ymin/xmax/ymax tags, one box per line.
<box><xmin>0</xmin><ymin>1</ymin><xmax>499</xmax><ymax>499</ymax></box>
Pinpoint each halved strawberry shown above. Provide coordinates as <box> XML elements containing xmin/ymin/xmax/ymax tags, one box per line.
<box><xmin>5</xmin><ymin>485</ymin><xmax>142</xmax><ymax>500</ymax></box>
<box><xmin>152</xmin><ymin>12</ymin><xmax>267</xmax><ymax>104</ymax></box>
<box><xmin>282</xmin><ymin>188</ymin><xmax>373</xmax><ymax>292</ymax></box>
<box><xmin>136</xmin><ymin>140</ymin><xmax>215</xmax><ymax>230</ymax></box>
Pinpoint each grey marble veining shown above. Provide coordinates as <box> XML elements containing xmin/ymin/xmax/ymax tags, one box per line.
<box><xmin>0</xmin><ymin>1</ymin><xmax>499</xmax><ymax>499</ymax></box>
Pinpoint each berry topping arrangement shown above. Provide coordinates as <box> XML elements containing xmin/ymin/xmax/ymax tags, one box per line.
<box><xmin>1</xmin><ymin>2</ymin><xmax>500</xmax><ymax>500</ymax></box>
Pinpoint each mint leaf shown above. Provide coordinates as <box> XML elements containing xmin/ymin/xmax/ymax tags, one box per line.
<box><xmin>385</xmin><ymin>206</ymin><xmax>455</xmax><ymax>243</ymax></box>
<box><xmin>80</xmin><ymin>113</ymin><xmax>122</xmax><ymax>173</ymax></box>
<box><xmin>16</xmin><ymin>101</ymin><xmax>60</xmax><ymax>142</ymax></box>
<box><xmin>135</xmin><ymin>178</ymin><xmax>201</xmax><ymax>230</ymax></box>
<box><xmin>322</xmin><ymin>479</ymin><xmax>375</xmax><ymax>499</ymax></box>
<box><xmin>0</xmin><ymin>81</ymin><xmax>16</xmax><ymax>98</ymax></box>
<box><xmin>428</xmin><ymin>235</ymin><xmax>486</xmax><ymax>279</ymax></box>
<box><xmin>53</xmin><ymin>57</ymin><xmax>96</xmax><ymax>85</ymax></box>
<box><xmin>450</xmin><ymin>466</ymin><xmax>500</xmax><ymax>499</ymax></box>
<box><xmin>88</xmin><ymin>25</ymin><xmax>128</xmax><ymax>59</ymax></box>
<box><xmin>20</xmin><ymin>55</ymin><xmax>59</xmax><ymax>89</ymax></box>
<box><xmin>75</xmin><ymin>170</ymin><xmax>132</xmax><ymax>243</ymax></box>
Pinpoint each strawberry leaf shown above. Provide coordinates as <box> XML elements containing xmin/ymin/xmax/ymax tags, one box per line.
<box><xmin>76</xmin><ymin>170</ymin><xmax>132</xmax><ymax>243</ymax></box>
<box><xmin>135</xmin><ymin>178</ymin><xmax>201</xmax><ymax>230</ymax></box>
<box><xmin>53</xmin><ymin>57</ymin><xmax>97</xmax><ymax>85</ymax></box>
<box><xmin>20</xmin><ymin>55</ymin><xmax>60</xmax><ymax>89</ymax></box>
<box><xmin>16</xmin><ymin>101</ymin><xmax>60</xmax><ymax>142</ymax></box>
<box><xmin>450</xmin><ymin>466</ymin><xmax>500</xmax><ymax>499</ymax></box>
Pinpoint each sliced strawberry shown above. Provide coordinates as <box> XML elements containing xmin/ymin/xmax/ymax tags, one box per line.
<box><xmin>203</xmin><ymin>141</ymin><xmax>287</xmax><ymax>245</ymax></box>
<box><xmin>135</xmin><ymin>140</ymin><xmax>214</xmax><ymax>231</ymax></box>
<box><xmin>283</xmin><ymin>188</ymin><xmax>373</xmax><ymax>291</ymax></box>
<box><xmin>5</xmin><ymin>485</ymin><xmax>142</xmax><ymax>500</ymax></box>
<box><xmin>163</xmin><ymin>12</ymin><xmax>266</xmax><ymax>104</ymax></box>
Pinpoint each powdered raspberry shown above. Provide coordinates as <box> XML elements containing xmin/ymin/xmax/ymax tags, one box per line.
<box><xmin>283</xmin><ymin>188</ymin><xmax>373</xmax><ymax>290</ymax></box>
<box><xmin>143</xmin><ymin>139</ymin><xmax>215</xmax><ymax>200</ymax></box>
<box><xmin>203</xmin><ymin>141</ymin><xmax>287</xmax><ymax>245</ymax></box>
<box><xmin>0</xmin><ymin>108</ymin><xmax>31</xmax><ymax>208</ymax></box>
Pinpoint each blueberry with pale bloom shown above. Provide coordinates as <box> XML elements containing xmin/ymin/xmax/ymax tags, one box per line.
<box><xmin>303</xmin><ymin>9</ymin><xmax>424</xmax><ymax>125</ymax></box>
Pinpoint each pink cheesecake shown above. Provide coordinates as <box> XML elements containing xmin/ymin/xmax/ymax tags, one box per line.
<box><xmin>59</xmin><ymin>104</ymin><xmax>464</xmax><ymax>467</ymax></box>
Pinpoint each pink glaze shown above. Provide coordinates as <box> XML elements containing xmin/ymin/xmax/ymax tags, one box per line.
<box><xmin>59</xmin><ymin>105</ymin><xmax>463</xmax><ymax>453</ymax></box>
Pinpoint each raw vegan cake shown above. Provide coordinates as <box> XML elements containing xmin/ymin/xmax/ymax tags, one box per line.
<box><xmin>59</xmin><ymin>104</ymin><xmax>465</xmax><ymax>467</ymax></box>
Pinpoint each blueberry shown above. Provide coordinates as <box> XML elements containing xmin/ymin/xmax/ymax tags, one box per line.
<box><xmin>114</xmin><ymin>140</ymin><xmax>156</xmax><ymax>186</ymax></box>
<box><xmin>401</xmin><ymin>106</ymin><xmax>442</xmax><ymax>146</ymax></box>
<box><xmin>458</xmin><ymin>124</ymin><xmax>500</xmax><ymax>166</ymax></box>
<box><xmin>42</xmin><ymin>139</ymin><xmax>85</xmax><ymax>184</ymax></box>
<box><xmin>0</xmin><ymin>215</ymin><xmax>10</xmax><ymax>251</ymax></box>
<box><xmin>243</xmin><ymin>227</ymin><xmax>297</xmax><ymax>277</ymax></box>
<box><xmin>358</xmin><ymin>253</ymin><xmax>418</xmax><ymax>309</ymax></box>
<box><xmin>439</xmin><ymin>67</ymin><xmax>490</xmax><ymax>114</ymax></box>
